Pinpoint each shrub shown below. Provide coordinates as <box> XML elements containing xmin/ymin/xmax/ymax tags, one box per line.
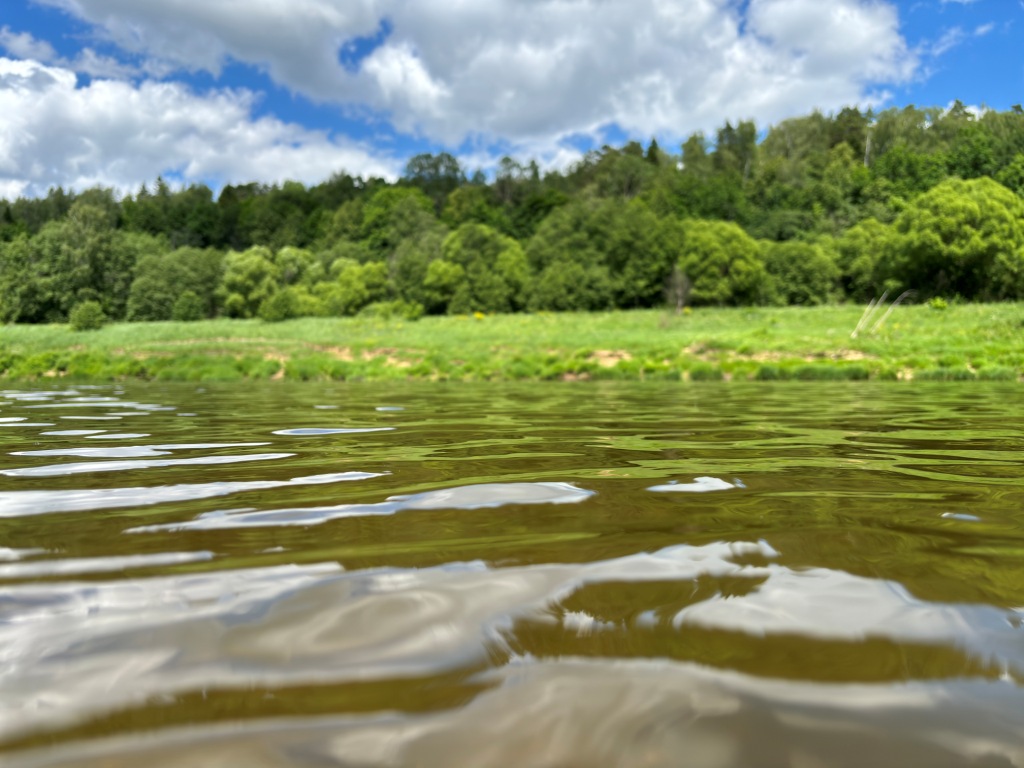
<box><xmin>358</xmin><ymin>300</ymin><xmax>424</xmax><ymax>320</ymax></box>
<box><xmin>69</xmin><ymin>300</ymin><xmax>107</xmax><ymax>331</ymax></box>
<box><xmin>172</xmin><ymin>290</ymin><xmax>205</xmax><ymax>321</ymax></box>
<box><xmin>258</xmin><ymin>290</ymin><xmax>299</xmax><ymax>322</ymax></box>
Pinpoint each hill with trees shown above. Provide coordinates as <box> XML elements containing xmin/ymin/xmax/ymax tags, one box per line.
<box><xmin>3</xmin><ymin>101</ymin><xmax>1024</xmax><ymax>325</ymax></box>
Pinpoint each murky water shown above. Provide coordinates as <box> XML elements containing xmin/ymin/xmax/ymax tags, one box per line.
<box><xmin>2</xmin><ymin>381</ymin><xmax>1024</xmax><ymax>767</ymax></box>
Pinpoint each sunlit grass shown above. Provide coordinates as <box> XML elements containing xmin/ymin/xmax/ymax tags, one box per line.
<box><xmin>1</xmin><ymin>303</ymin><xmax>1021</xmax><ymax>382</ymax></box>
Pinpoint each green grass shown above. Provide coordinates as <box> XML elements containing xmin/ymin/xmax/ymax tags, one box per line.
<box><xmin>0</xmin><ymin>303</ymin><xmax>1021</xmax><ymax>382</ymax></box>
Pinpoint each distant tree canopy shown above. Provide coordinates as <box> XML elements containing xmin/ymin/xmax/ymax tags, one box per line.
<box><xmin>4</xmin><ymin>102</ymin><xmax>1024</xmax><ymax>325</ymax></box>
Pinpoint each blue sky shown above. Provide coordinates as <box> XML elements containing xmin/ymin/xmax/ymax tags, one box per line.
<box><xmin>0</xmin><ymin>0</ymin><xmax>1020</xmax><ymax>198</ymax></box>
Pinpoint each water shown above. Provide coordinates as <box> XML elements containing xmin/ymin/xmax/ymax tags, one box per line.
<box><xmin>2</xmin><ymin>382</ymin><xmax>1024</xmax><ymax>767</ymax></box>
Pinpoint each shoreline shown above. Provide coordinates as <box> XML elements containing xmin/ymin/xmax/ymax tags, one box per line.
<box><xmin>1</xmin><ymin>304</ymin><xmax>1021</xmax><ymax>383</ymax></box>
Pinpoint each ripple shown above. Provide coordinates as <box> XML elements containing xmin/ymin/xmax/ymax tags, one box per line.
<box><xmin>647</xmin><ymin>476</ymin><xmax>740</xmax><ymax>493</ymax></box>
<box><xmin>0</xmin><ymin>546</ymin><xmax>46</xmax><ymax>562</ymax></box>
<box><xmin>133</xmin><ymin>481</ymin><xmax>596</xmax><ymax>531</ymax></box>
<box><xmin>0</xmin><ymin>551</ymin><xmax>215</xmax><ymax>579</ymax></box>
<box><xmin>14</xmin><ymin>443</ymin><xmax>270</xmax><ymax>459</ymax></box>
<box><xmin>0</xmin><ymin>472</ymin><xmax>383</xmax><ymax>517</ymax></box>
<box><xmin>13</xmin><ymin>661</ymin><xmax>1024</xmax><ymax>768</ymax></box>
<box><xmin>2</xmin><ymin>453</ymin><xmax>296</xmax><ymax>478</ymax></box>
<box><xmin>941</xmin><ymin>512</ymin><xmax>983</xmax><ymax>522</ymax></box>
<box><xmin>272</xmin><ymin>427</ymin><xmax>395</xmax><ymax>436</ymax></box>
<box><xmin>5</xmin><ymin>541</ymin><xmax>1024</xmax><ymax>757</ymax></box>
<box><xmin>38</xmin><ymin>430</ymin><xmax>106</xmax><ymax>437</ymax></box>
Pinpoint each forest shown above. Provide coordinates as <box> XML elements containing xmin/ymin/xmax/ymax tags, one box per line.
<box><xmin>2</xmin><ymin>101</ymin><xmax>1024</xmax><ymax>326</ymax></box>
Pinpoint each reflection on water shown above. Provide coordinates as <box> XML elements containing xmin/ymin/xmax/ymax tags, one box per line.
<box><xmin>2</xmin><ymin>382</ymin><xmax>1024</xmax><ymax>766</ymax></box>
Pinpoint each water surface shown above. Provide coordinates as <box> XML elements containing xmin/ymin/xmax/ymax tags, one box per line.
<box><xmin>2</xmin><ymin>382</ymin><xmax>1024</xmax><ymax>767</ymax></box>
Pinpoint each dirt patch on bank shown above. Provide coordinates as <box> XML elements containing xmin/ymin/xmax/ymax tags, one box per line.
<box><xmin>589</xmin><ymin>349</ymin><xmax>633</xmax><ymax>368</ymax></box>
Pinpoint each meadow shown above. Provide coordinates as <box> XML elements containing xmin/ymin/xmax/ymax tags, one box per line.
<box><xmin>1</xmin><ymin>302</ymin><xmax>1022</xmax><ymax>383</ymax></box>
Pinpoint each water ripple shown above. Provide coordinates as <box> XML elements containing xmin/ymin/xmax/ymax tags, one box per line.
<box><xmin>0</xmin><ymin>472</ymin><xmax>383</xmax><ymax>517</ymax></box>
<box><xmin>129</xmin><ymin>481</ymin><xmax>596</xmax><ymax>531</ymax></box>
<box><xmin>2</xmin><ymin>453</ymin><xmax>296</xmax><ymax>478</ymax></box>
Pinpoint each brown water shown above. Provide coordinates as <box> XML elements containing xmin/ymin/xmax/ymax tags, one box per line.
<box><xmin>2</xmin><ymin>381</ymin><xmax>1024</xmax><ymax>767</ymax></box>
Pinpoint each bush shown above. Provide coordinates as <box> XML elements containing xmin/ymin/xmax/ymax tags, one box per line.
<box><xmin>258</xmin><ymin>290</ymin><xmax>299</xmax><ymax>322</ymax></box>
<box><xmin>358</xmin><ymin>300</ymin><xmax>424</xmax><ymax>321</ymax></box>
<box><xmin>69</xmin><ymin>300</ymin><xmax>107</xmax><ymax>331</ymax></box>
<box><xmin>172</xmin><ymin>290</ymin><xmax>205</xmax><ymax>321</ymax></box>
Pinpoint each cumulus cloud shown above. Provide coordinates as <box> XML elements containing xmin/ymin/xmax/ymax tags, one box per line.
<box><xmin>0</xmin><ymin>26</ymin><xmax>58</xmax><ymax>62</ymax></box>
<box><xmin>34</xmin><ymin>0</ymin><xmax>918</xmax><ymax>146</ymax></box>
<box><xmin>0</xmin><ymin>57</ymin><xmax>399</xmax><ymax>198</ymax></box>
<box><xmin>0</xmin><ymin>0</ymin><xmax>929</xmax><ymax>195</ymax></box>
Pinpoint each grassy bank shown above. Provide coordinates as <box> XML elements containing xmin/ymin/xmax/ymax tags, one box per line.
<box><xmin>1</xmin><ymin>303</ymin><xmax>1022</xmax><ymax>383</ymax></box>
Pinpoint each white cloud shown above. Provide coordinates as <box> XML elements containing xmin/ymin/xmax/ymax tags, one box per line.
<box><xmin>33</xmin><ymin>0</ymin><xmax>918</xmax><ymax>148</ymax></box>
<box><xmin>0</xmin><ymin>57</ymin><xmax>399</xmax><ymax>198</ymax></box>
<box><xmin>930</xmin><ymin>26</ymin><xmax>966</xmax><ymax>56</ymax></box>
<box><xmin>0</xmin><ymin>26</ymin><xmax>58</xmax><ymax>62</ymax></box>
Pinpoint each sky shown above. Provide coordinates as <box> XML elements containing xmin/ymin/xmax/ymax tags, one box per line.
<box><xmin>0</xmin><ymin>0</ymin><xmax>1020</xmax><ymax>199</ymax></box>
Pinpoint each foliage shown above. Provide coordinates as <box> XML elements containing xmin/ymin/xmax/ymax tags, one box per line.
<box><xmin>172</xmin><ymin>290</ymin><xmax>205</xmax><ymax>321</ymax></box>
<box><xmin>127</xmin><ymin>246</ymin><xmax>223</xmax><ymax>321</ymax></box>
<box><xmin>677</xmin><ymin>219</ymin><xmax>770</xmax><ymax>305</ymax></box>
<box><xmin>217</xmin><ymin>246</ymin><xmax>281</xmax><ymax>318</ymax></box>
<box><xmin>885</xmin><ymin>177</ymin><xmax>1024</xmax><ymax>299</ymax></box>
<box><xmin>5</xmin><ymin>105</ymin><xmax>1024</xmax><ymax>324</ymax></box>
<box><xmin>69</xmin><ymin>300</ymin><xmax>107</xmax><ymax>331</ymax></box>
<box><xmin>762</xmin><ymin>240</ymin><xmax>841</xmax><ymax>305</ymax></box>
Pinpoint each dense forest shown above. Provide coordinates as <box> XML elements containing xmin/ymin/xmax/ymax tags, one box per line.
<box><xmin>3</xmin><ymin>101</ymin><xmax>1024</xmax><ymax>325</ymax></box>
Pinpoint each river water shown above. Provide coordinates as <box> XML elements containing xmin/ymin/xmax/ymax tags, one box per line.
<box><xmin>2</xmin><ymin>381</ymin><xmax>1023</xmax><ymax>767</ymax></box>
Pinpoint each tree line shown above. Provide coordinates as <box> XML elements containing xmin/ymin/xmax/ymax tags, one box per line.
<box><xmin>3</xmin><ymin>101</ymin><xmax>1024</xmax><ymax>325</ymax></box>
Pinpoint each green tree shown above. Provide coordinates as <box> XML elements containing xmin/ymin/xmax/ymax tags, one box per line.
<box><xmin>885</xmin><ymin>177</ymin><xmax>1024</xmax><ymax>299</ymax></box>
<box><xmin>677</xmin><ymin>219</ymin><xmax>770</xmax><ymax>305</ymax></box>
<box><xmin>604</xmin><ymin>200</ymin><xmax>682</xmax><ymax>308</ymax></box>
<box><xmin>527</xmin><ymin>260</ymin><xmax>614</xmax><ymax>312</ymax></box>
<box><xmin>0</xmin><ymin>202</ymin><xmax>153</xmax><ymax>322</ymax></box>
<box><xmin>441</xmin><ymin>223</ymin><xmax>530</xmax><ymax>312</ymax></box>
<box><xmin>127</xmin><ymin>247</ymin><xmax>223</xmax><ymax>321</ymax></box>
<box><xmin>762</xmin><ymin>240</ymin><xmax>841</xmax><ymax>305</ymax></box>
<box><xmin>996</xmin><ymin>154</ymin><xmax>1024</xmax><ymax>196</ymax></box>
<box><xmin>403</xmin><ymin>152</ymin><xmax>465</xmax><ymax>211</ymax></box>
<box><xmin>390</xmin><ymin>229</ymin><xmax>447</xmax><ymax>308</ymax></box>
<box><xmin>69</xmin><ymin>299</ymin><xmax>106</xmax><ymax>331</ymax></box>
<box><xmin>835</xmin><ymin>217</ymin><xmax>899</xmax><ymax>300</ymax></box>
<box><xmin>172</xmin><ymin>290</ymin><xmax>205</xmax><ymax>321</ymax></box>
<box><xmin>421</xmin><ymin>259</ymin><xmax>466</xmax><ymax>314</ymax></box>
<box><xmin>359</xmin><ymin>187</ymin><xmax>438</xmax><ymax>255</ymax></box>
<box><xmin>217</xmin><ymin>246</ymin><xmax>281</xmax><ymax>318</ymax></box>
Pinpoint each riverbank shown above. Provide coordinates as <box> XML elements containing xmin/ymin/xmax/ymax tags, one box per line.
<box><xmin>1</xmin><ymin>303</ymin><xmax>1021</xmax><ymax>382</ymax></box>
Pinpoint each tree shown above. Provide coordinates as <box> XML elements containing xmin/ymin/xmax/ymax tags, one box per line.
<box><xmin>403</xmin><ymin>152</ymin><xmax>465</xmax><ymax>211</ymax></box>
<box><xmin>69</xmin><ymin>300</ymin><xmax>106</xmax><ymax>331</ymax></box>
<box><xmin>527</xmin><ymin>260</ymin><xmax>614</xmax><ymax>312</ymax></box>
<box><xmin>835</xmin><ymin>217</ymin><xmax>899</xmax><ymax>301</ymax></box>
<box><xmin>885</xmin><ymin>177</ymin><xmax>1024</xmax><ymax>299</ymax></box>
<box><xmin>762</xmin><ymin>240</ymin><xmax>841</xmax><ymax>305</ymax></box>
<box><xmin>0</xmin><ymin>202</ymin><xmax>154</xmax><ymax>322</ymax></box>
<box><xmin>441</xmin><ymin>223</ymin><xmax>530</xmax><ymax>313</ymax></box>
<box><xmin>682</xmin><ymin>132</ymin><xmax>711</xmax><ymax>176</ymax></box>
<box><xmin>604</xmin><ymin>199</ymin><xmax>682</xmax><ymax>308</ymax></box>
<box><xmin>359</xmin><ymin>187</ymin><xmax>438</xmax><ymax>255</ymax></box>
<box><xmin>421</xmin><ymin>259</ymin><xmax>466</xmax><ymax>314</ymax></box>
<box><xmin>996</xmin><ymin>154</ymin><xmax>1024</xmax><ymax>197</ymax></box>
<box><xmin>217</xmin><ymin>246</ymin><xmax>280</xmax><ymax>317</ymax></box>
<box><xmin>127</xmin><ymin>247</ymin><xmax>223</xmax><ymax>321</ymax></box>
<box><xmin>677</xmin><ymin>219</ymin><xmax>770</xmax><ymax>305</ymax></box>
